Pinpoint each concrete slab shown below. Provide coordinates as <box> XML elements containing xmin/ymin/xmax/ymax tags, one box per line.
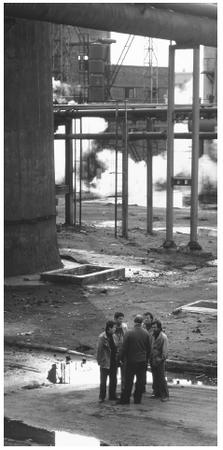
<box><xmin>174</xmin><ymin>300</ymin><xmax>217</xmax><ymax>316</ymax></box>
<box><xmin>40</xmin><ymin>264</ymin><xmax>125</xmax><ymax>285</ymax></box>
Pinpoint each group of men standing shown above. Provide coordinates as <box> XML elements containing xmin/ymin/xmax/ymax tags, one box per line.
<box><xmin>96</xmin><ymin>311</ymin><xmax>169</xmax><ymax>405</ymax></box>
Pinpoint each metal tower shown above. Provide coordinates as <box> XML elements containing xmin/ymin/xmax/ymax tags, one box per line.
<box><xmin>143</xmin><ymin>37</ymin><xmax>159</xmax><ymax>103</ymax></box>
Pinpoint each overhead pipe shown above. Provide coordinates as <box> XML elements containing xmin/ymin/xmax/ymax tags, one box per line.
<box><xmin>149</xmin><ymin>3</ymin><xmax>217</xmax><ymax>20</ymax></box>
<box><xmin>54</xmin><ymin>104</ymin><xmax>217</xmax><ymax>120</ymax></box>
<box><xmin>5</xmin><ymin>3</ymin><xmax>217</xmax><ymax>47</ymax></box>
<box><xmin>54</xmin><ymin>132</ymin><xmax>217</xmax><ymax>141</ymax></box>
<box><xmin>54</xmin><ymin>103</ymin><xmax>217</xmax><ymax>113</ymax></box>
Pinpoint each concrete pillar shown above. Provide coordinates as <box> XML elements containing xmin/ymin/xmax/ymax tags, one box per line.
<box><xmin>122</xmin><ymin>101</ymin><xmax>128</xmax><ymax>238</ymax></box>
<box><xmin>4</xmin><ymin>17</ymin><xmax>61</xmax><ymax>276</ymax></box>
<box><xmin>65</xmin><ymin>119</ymin><xmax>74</xmax><ymax>225</ymax></box>
<box><xmin>164</xmin><ymin>44</ymin><xmax>176</xmax><ymax>248</ymax></box>
<box><xmin>188</xmin><ymin>46</ymin><xmax>202</xmax><ymax>250</ymax></box>
<box><xmin>146</xmin><ymin>119</ymin><xmax>153</xmax><ymax>234</ymax></box>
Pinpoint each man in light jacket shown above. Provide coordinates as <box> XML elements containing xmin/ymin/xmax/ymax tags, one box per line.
<box><xmin>150</xmin><ymin>319</ymin><xmax>169</xmax><ymax>402</ymax></box>
<box><xmin>96</xmin><ymin>320</ymin><xmax>117</xmax><ymax>402</ymax></box>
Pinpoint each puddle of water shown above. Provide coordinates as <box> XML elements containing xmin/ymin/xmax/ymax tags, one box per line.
<box><xmin>4</xmin><ymin>350</ymin><xmax>99</xmax><ymax>391</ymax></box>
<box><xmin>47</xmin><ymin>359</ymin><xmax>217</xmax><ymax>389</ymax></box>
<box><xmin>165</xmin><ymin>371</ymin><xmax>217</xmax><ymax>388</ymax></box>
<box><xmin>153</xmin><ymin>226</ymin><xmax>217</xmax><ymax>237</ymax></box>
<box><xmin>47</xmin><ymin>360</ymin><xmax>217</xmax><ymax>389</ymax></box>
<box><xmin>207</xmin><ymin>259</ymin><xmax>217</xmax><ymax>267</ymax></box>
<box><xmin>5</xmin><ymin>349</ymin><xmax>217</xmax><ymax>391</ymax></box>
<box><xmin>88</xmin><ymin>223</ymin><xmax>217</xmax><ymax>234</ymax></box>
<box><xmin>53</xmin><ymin>359</ymin><xmax>99</xmax><ymax>387</ymax></box>
<box><xmin>92</xmin><ymin>220</ymin><xmax>122</xmax><ymax>228</ymax></box>
<box><xmin>4</xmin><ymin>417</ymin><xmax>55</xmax><ymax>445</ymax></box>
<box><xmin>4</xmin><ymin>418</ymin><xmax>106</xmax><ymax>446</ymax></box>
<box><xmin>55</xmin><ymin>431</ymin><xmax>103</xmax><ymax>446</ymax></box>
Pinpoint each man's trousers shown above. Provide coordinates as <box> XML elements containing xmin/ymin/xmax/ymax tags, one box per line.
<box><xmin>151</xmin><ymin>361</ymin><xmax>169</xmax><ymax>399</ymax></box>
<box><xmin>99</xmin><ymin>363</ymin><xmax>117</xmax><ymax>400</ymax></box>
<box><xmin>121</xmin><ymin>361</ymin><xmax>147</xmax><ymax>403</ymax></box>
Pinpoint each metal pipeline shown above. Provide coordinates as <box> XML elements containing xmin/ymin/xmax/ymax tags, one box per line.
<box><xmin>53</xmin><ymin>104</ymin><xmax>217</xmax><ymax>120</ymax></box>
<box><xmin>5</xmin><ymin>3</ymin><xmax>217</xmax><ymax>47</ymax></box>
<box><xmin>54</xmin><ymin>132</ymin><xmax>217</xmax><ymax>141</ymax></box>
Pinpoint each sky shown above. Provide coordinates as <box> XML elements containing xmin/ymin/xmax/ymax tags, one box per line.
<box><xmin>110</xmin><ymin>32</ymin><xmax>201</xmax><ymax>73</ymax></box>
<box><xmin>111</xmin><ymin>33</ymin><xmax>193</xmax><ymax>72</ymax></box>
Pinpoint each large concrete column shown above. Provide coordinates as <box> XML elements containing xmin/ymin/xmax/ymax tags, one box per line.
<box><xmin>4</xmin><ymin>17</ymin><xmax>62</xmax><ymax>276</ymax></box>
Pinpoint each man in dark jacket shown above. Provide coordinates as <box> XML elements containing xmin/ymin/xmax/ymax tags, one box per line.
<box><xmin>118</xmin><ymin>314</ymin><xmax>151</xmax><ymax>404</ymax></box>
<box><xmin>113</xmin><ymin>311</ymin><xmax>128</xmax><ymax>393</ymax></box>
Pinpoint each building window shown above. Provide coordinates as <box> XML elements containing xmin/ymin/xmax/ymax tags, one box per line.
<box><xmin>124</xmin><ymin>87</ymin><xmax>136</xmax><ymax>99</ymax></box>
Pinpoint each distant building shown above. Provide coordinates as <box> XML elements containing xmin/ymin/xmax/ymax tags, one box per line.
<box><xmin>51</xmin><ymin>26</ymin><xmax>192</xmax><ymax>105</ymax></box>
<box><xmin>110</xmin><ymin>65</ymin><xmax>192</xmax><ymax>103</ymax></box>
<box><xmin>51</xmin><ymin>25</ymin><xmax>110</xmax><ymax>102</ymax></box>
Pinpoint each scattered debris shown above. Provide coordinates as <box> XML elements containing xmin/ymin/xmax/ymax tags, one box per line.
<box><xmin>192</xmin><ymin>327</ymin><xmax>201</xmax><ymax>334</ymax></box>
<box><xmin>172</xmin><ymin>308</ymin><xmax>182</xmax><ymax>316</ymax></box>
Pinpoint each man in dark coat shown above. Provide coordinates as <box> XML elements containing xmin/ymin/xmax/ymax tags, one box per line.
<box><xmin>113</xmin><ymin>311</ymin><xmax>128</xmax><ymax>393</ymax></box>
<box><xmin>118</xmin><ymin>314</ymin><xmax>151</xmax><ymax>405</ymax></box>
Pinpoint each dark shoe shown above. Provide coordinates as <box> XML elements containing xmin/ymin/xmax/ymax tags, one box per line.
<box><xmin>150</xmin><ymin>394</ymin><xmax>160</xmax><ymax>399</ymax></box>
<box><xmin>160</xmin><ymin>397</ymin><xmax>169</xmax><ymax>402</ymax></box>
<box><xmin>109</xmin><ymin>396</ymin><xmax>120</xmax><ymax>401</ymax></box>
<box><xmin>99</xmin><ymin>398</ymin><xmax>105</xmax><ymax>403</ymax></box>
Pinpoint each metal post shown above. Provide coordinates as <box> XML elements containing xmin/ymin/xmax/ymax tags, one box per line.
<box><xmin>164</xmin><ymin>44</ymin><xmax>176</xmax><ymax>248</ymax></box>
<box><xmin>65</xmin><ymin>119</ymin><xmax>74</xmax><ymax>224</ymax></box>
<box><xmin>79</xmin><ymin>117</ymin><xmax>82</xmax><ymax>228</ymax></box>
<box><xmin>74</xmin><ymin>119</ymin><xmax>77</xmax><ymax>225</ymax></box>
<box><xmin>122</xmin><ymin>100</ymin><xmax>128</xmax><ymax>238</ymax></box>
<box><xmin>146</xmin><ymin>119</ymin><xmax>153</xmax><ymax>234</ymax></box>
<box><xmin>189</xmin><ymin>46</ymin><xmax>202</xmax><ymax>250</ymax></box>
<box><xmin>114</xmin><ymin>102</ymin><xmax>118</xmax><ymax>237</ymax></box>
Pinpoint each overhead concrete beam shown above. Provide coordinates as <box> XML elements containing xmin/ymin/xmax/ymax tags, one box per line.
<box><xmin>150</xmin><ymin>3</ymin><xmax>217</xmax><ymax>20</ymax></box>
<box><xmin>5</xmin><ymin>3</ymin><xmax>217</xmax><ymax>47</ymax></box>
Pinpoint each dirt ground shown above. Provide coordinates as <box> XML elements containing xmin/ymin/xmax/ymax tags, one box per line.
<box><xmin>5</xmin><ymin>200</ymin><xmax>217</xmax><ymax>366</ymax></box>
<box><xmin>4</xmin><ymin>200</ymin><xmax>218</xmax><ymax>446</ymax></box>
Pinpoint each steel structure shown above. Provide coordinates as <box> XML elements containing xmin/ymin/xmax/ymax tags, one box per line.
<box><xmin>5</xmin><ymin>3</ymin><xmax>217</xmax><ymax>47</ymax></box>
<box><xmin>5</xmin><ymin>3</ymin><xmax>217</xmax><ymax>263</ymax></box>
<box><xmin>54</xmin><ymin>101</ymin><xmax>217</xmax><ymax>239</ymax></box>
